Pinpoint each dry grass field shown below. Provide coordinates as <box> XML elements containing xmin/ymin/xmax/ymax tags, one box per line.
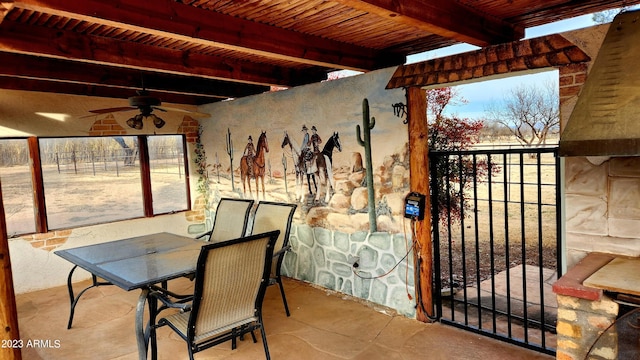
<box><xmin>436</xmin><ymin>150</ymin><xmax>559</xmax><ymax>288</ymax></box>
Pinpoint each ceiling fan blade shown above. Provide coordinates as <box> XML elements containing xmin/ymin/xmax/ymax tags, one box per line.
<box><xmin>156</xmin><ymin>106</ymin><xmax>210</xmax><ymax>117</ymax></box>
<box><xmin>88</xmin><ymin>106</ymin><xmax>137</xmax><ymax>114</ymax></box>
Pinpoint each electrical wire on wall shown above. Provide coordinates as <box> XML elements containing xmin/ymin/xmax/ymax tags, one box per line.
<box><xmin>351</xmin><ymin>216</ymin><xmax>417</xmax><ymax>283</ymax></box>
<box><xmin>350</xmin><ymin>191</ymin><xmax>435</xmax><ymax>320</ymax></box>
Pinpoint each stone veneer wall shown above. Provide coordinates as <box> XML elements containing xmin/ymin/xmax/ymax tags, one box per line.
<box><xmin>564</xmin><ymin>157</ymin><xmax>640</xmax><ymax>266</ymax></box>
<box><xmin>281</xmin><ymin>223</ymin><xmax>417</xmax><ymax>318</ymax></box>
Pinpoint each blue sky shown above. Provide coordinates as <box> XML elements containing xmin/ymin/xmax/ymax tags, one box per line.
<box><xmin>407</xmin><ymin>14</ymin><xmax>601</xmax><ymax>120</ymax></box>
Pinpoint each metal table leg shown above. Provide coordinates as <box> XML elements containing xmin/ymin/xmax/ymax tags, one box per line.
<box><xmin>65</xmin><ymin>265</ymin><xmax>112</xmax><ymax>329</ymax></box>
<box><xmin>135</xmin><ymin>288</ymin><xmax>159</xmax><ymax>360</ymax></box>
<box><xmin>135</xmin><ymin>288</ymin><xmax>150</xmax><ymax>360</ymax></box>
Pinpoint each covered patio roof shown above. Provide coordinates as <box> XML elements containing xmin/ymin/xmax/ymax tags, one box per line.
<box><xmin>0</xmin><ymin>0</ymin><xmax>638</xmax><ymax>105</ymax></box>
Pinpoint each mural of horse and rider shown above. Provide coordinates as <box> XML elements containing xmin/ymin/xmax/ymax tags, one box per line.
<box><xmin>281</xmin><ymin>125</ymin><xmax>342</xmax><ymax>203</ymax></box>
<box><xmin>232</xmin><ymin>125</ymin><xmax>342</xmax><ymax>203</ymax></box>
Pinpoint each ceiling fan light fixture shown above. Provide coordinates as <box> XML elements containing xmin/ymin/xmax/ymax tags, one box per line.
<box><xmin>150</xmin><ymin>114</ymin><xmax>165</xmax><ymax>128</ymax></box>
<box><xmin>126</xmin><ymin>114</ymin><xmax>144</xmax><ymax>130</ymax></box>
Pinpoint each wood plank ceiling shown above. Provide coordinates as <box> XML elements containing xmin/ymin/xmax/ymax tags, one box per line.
<box><xmin>0</xmin><ymin>0</ymin><xmax>638</xmax><ymax>106</ymax></box>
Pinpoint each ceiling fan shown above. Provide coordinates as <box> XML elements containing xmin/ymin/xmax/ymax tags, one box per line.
<box><xmin>86</xmin><ymin>89</ymin><xmax>209</xmax><ymax>129</ymax></box>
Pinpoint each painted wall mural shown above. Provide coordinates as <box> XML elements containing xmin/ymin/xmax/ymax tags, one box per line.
<box><xmin>199</xmin><ymin>68</ymin><xmax>411</xmax><ymax>233</ymax></box>
<box><xmin>198</xmin><ymin>67</ymin><xmax>417</xmax><ymax>317</ymax></box>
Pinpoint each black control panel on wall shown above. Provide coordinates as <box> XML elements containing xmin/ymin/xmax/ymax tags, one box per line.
<box><xmin>404</xmin><ymin>192</ymin><xmax>426</xmax><ymax>221</ymax></box>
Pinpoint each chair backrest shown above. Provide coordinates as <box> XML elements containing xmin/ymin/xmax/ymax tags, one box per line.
<box><xmin>188</xmin><ymin>230</ymin><xmax>279</xmax><ymax>340</ymax></box>
<box><xmin>206</xmin><ymin>198</ymin><xmax>254</xmax><ymax>243</ymax></box>
<box><xmin>249</xmin><ymin>201</ymin><xmax>297</xmax><ymax>277</ymax></box>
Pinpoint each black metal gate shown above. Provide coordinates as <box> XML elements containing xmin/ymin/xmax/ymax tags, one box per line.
<box><xmin>429</xmin><ymin>147</ymin><xmax>561</xmax><ymax>355</ymax></box>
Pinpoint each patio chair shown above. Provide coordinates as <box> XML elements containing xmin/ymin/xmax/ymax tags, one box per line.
<box><xmin>151</xmin><ymin>230</ymin><xmax>280</xmax><ymax>360</ymax></box>
<box><xmin>249</xmin><ymin>201</ymin><xmax>297</xmax><ymax>316</ymax></box>
<box><xmin>196</xmin><ymin>198</ymin><xmax>254</xmax><ymax>242</ymax></box>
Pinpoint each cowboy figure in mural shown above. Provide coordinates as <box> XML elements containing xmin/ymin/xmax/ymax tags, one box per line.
<box><xmin>300</xmin><ymin>125</ymin><xmax>317</xmax><ymax>174</ymax></box>
<box><xmin>243</xmin><ymin>135</ymin><xmax>256</xmax><ymax>177</ymax></box>
<box><xmin>310</xmin><ymin>125</ymin><xmax>322</xmax><ymax>153</ymax></box>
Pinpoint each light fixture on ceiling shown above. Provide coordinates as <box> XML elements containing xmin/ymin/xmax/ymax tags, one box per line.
<box><xmin>125</xmin><ymin>105</ymin><xmax>165</xmax><ymax>130</ymax></box>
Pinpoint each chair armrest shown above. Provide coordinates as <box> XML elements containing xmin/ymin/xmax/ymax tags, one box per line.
<box><xmin>273</xmin><ymin>245</ymin><xmax>291</xmax><ymax>258</ymax></box>
<box><xmin>149</xmin><ymin>285</ymin><xmax>193</xmax><ymax>312</ymax></box>
<box><xmin>195</xmin><ymin>233</ymin><xmax>209</xmax><ymax>241</ymax></box>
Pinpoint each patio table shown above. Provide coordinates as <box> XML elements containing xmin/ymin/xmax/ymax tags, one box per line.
<box><xmin>55</xmin><ymin>232</ymin><xmax>204</xmax><ymax>360</ymax></box>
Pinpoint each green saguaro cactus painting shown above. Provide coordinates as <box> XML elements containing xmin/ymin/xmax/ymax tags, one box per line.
<box><xmin>356</xmin><ymin>98</ymin><xmax>377</xmax><ymax>232</ymax></box>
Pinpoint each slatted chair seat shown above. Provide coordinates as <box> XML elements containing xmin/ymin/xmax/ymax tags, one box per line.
<box><xmin>161</xmin><ymin>311</ymin><xmax>258</xmax><ymax>344</ymax></box>
<box><xmin>151</xmin><ymin>230</ymin><xmax>280</xmax><ymax>360</ymax></box>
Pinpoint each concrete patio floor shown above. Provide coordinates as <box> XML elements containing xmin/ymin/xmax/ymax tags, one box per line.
<box><xmin>16</xmin><ymin>277</ymin><xmax>553</xmax><ymax>360</ymax></box>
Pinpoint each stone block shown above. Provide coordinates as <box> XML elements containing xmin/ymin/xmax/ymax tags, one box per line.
<box><xmin>356</xmin><ymin>245</ymin><xmax>379</xmax><ymax>271</ymax></box>
<box><xmin>313</xmin><ymin>246</ymin><xmax>326</xmax><ymax>267</ymax></box>
<box><xmin>335</xmin><ymin>179</ymin><xmax>356</xmax><ymax>196</ymax></box>
<box><xmin>557</xmin><ymin>339</ymin><xmax>579</xmax><ymax>350</ymax></box>
<box><xmin>565</xmin><ymin>157</ymin><xmax>608</xmax><ymax>196</ymax></box>
<box><xmin>314</xmin><ymin>227</ymin><xmax>332</xmax><ymax>246</ymax></box>
<box><xmin>556</xmin><ymin>321</ymin><xmax>582</xmax><ymax>337</ymax></box>
<box><xmin>281</xmin><ymin>251</ymin><xmax>297</xmax><ymax>277</ymax></box>
<box><xmin>317</xmin><ymin>270</ymin><xmax>336</xmax><ymax>290</ymax></box>
<box><xmin>341</xmin><ymin>279</ymin><xmax>353</xmax><ymax>295</ymax></box>
<box><xmin>565</xmin><ymin>194</ymin><xmax>608</xmax><ymax>236</ymax></box>
<box><xmin>589</xmin><ymin>298</ymin><xmax>618</xmax><ymax>316</ymax></box>
<box><xmin>368</xmin><ymin>232</ymin><xmax>391</xmax><ymax>251</ymax></box>
<box><xmin>370</xmin><ymin>279</ymin><xmax>388</xmax><ymax>304</ymax></box>
<box><xmin>608</xmin><ymin>218</ymin><xmax>640</xmax><ymax>239</ymax></box>
<box><xmin>609</xmin><ymin>177</ymin><xmax>640</xmax><ymax>219</ymax></box>
<box><xmin>609</xmin><ymin>157</ymin><xmax>640</xmax><ymax>177</ymax></box>
<box><xmin>329</xmin><ymin>193</ymin><xmax>351</xmax><ymax>209</ymax></box>
<box><xmin>333</xmin><ymin>231</ymin><xmax>349</xmax><ymax>252</ymax></box>
<box><xmin>296</xmin><ymin>224</ymin><xmax>315</xmax><ymax>247</ymax></box>
<box><xmin>349</xmin><ymin>171</ymin><xmax>365</xmax><ymax>187</ymax></box>
<box><xmin>326</xmin><ymin>249</ymin><xmax>348</xmax><ymax>263</ymax></box>
<box><xmin>305</xmin><ymin>206</ymin><xmax>332</xmax><ymax>228</ymax></box>
<box><xmin>332</xmin><ymin>263</ymin><xmax>352</xmax><ymax>277</ymax></box>
<box><xmin>354</xmin><ymin>272</ymin><xmax>372</xmax><ymax>299</ymax></box>
<box><xmin>295</xmin><ymin>249</ymin><xmax>316</xmax><ymax>282</ymax></box>
<box><xmin>351</xmin><ymin>187</ymin><xmax>368</xmax><ymax>210</ymax></box>
<box><xmin>187</xmin><ymin>223</ymin><xmax>206</xmax><ymax>235</ymax></box>
<box><xmin>557</xmin><ymin>308</ymin><xmax>577</xmax><ymax>321</ymax></box>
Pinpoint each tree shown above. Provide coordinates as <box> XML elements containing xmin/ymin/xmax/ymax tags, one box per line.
<box><xmin>485</xmin><ymin>81</ymin><xmax>559</xmax><ymax>147</ymax></box>
<box><xmin>427</xmin><ymin>88</ymin><xmax>496</xmax><ymax>224</ymax></box>
<box><xmin>592</xmin><ymin>8</ymin><xmax>626</xmax><ymax>24</ymax></box>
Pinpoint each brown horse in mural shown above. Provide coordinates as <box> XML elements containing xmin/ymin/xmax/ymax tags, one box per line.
<box><xmin>241</xmin><ymin>131</ymin><xmax>269</xmax><ymax>199</ymax></box>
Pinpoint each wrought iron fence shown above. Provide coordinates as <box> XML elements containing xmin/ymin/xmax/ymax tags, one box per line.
<box><xmin>429</xmin><ymin>146</ymin><xmax>561</xmax><ymax>355</ymax></box>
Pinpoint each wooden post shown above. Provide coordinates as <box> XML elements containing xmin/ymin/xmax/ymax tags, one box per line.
<box><xmin>0</xmin><ymin>178</ymin><xmax>22</xmax><ymax>360</ymax></box>
<box><xmin>407</xmin><ymin>86</ymin><xmax>434</xmax><ymax>322</ymax></box>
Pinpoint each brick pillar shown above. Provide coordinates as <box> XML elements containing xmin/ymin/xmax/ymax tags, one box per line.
<box><xmin>556</xmin><ymin>295</ymin><xmax>618</xmax><ymax>360</ymax></box>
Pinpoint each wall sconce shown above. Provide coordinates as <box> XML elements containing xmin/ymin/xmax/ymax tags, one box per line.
<box><xmin>392</xmin><ymin>102</ymin><xmax>408</xmax><ymax>124</ymax></box>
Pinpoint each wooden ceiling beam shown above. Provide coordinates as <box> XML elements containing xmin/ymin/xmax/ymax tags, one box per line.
<box><xmin>336</xmin><ymin>0</ymin><xmax>524</xmax><ymax>47</ymax></box>
<box><xmin>0</xmin><ymin>2</ymin><xmax>13</xmax><ymax>23</ymax></box>
<box><xmin>0</xmin><ymin>22</ymin><xmax>327</xmax><ymax>87</ymax></box>
<box><xmin>10</xmin><ymin>0</ymin><xmax>402</xmax><ymax>71</ymax></box>
<box><xmin>0</xmin><ymin>51</ymin><xmax>270</xmax><ymax>100</ymax></box>
<box><xmin>0</xmin><ymin>76</ymin><xmax>219</xmax><ymax>105</ymax></box>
